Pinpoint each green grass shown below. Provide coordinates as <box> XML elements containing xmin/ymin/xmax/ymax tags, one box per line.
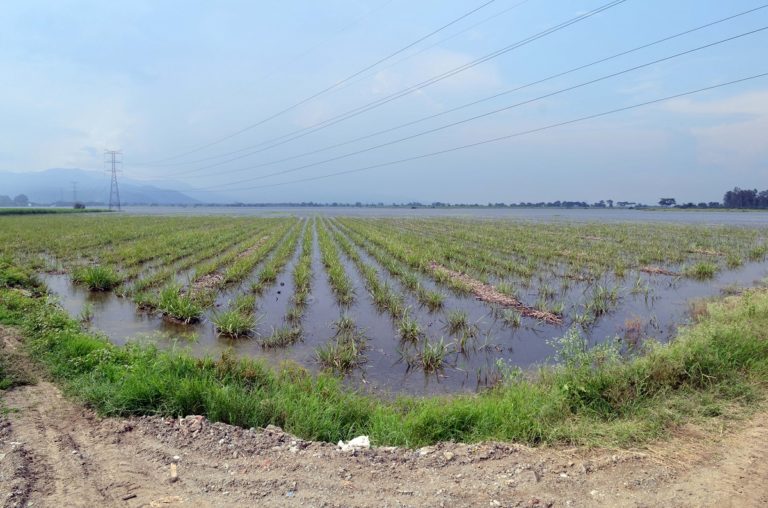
<box><xmin>261</xmin><ymin>326</ymin><xmax>302</xmax><ymax>348</ymax></box>
<box><xmin>157</xmin><ymin>284</ymin><xmax>203</xmax><ymax>323</ymax></box>
<box><xmin>417</xmin><ymin>338</ymin><xmax>449</xmax><ymax>372</ymax></box>
<box><xmin>686</xmin><ymin>261</ymin><xmax>719</xmax><ymax>280</ymax></box>
<box><xmin>212</xmin><ymin>310</ymin><xmax>255</xmax><ymax>338</ymax></box>
<box><xmin>501</xmin><ymin>309</ymin><xmax>522</xmax><ymax>328</ymax></box>
<box><xmin>398</xmin><ymin>314</ymin><xmax>422</xmax><ymax>342</ymax></box>
<box><xmin>444</xmin><ymin>310</ymin><xmax>470</xmax><ymax>335</ymax></box>
<box><xmin>316</xmin><ymin>335</ymin><xmax>364</xmax><ymax>372</ymax></box>
<box><xmin>0</xmin><ymin>256</ymin><xmax>40</xmax><ymax>290</ymax></box>
<box><xmin>3</xmin><ymin>257</ymin><xmax>768</xmax><ymax>448</ymax></box>
<box><xmin>72</xmin><ymin>265</ymin><xmax>122</xmax><ymax>291</ymax></box>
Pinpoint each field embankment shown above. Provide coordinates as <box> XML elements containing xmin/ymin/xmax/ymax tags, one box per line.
<box><xmin>2</xmin><ymin>323</ymin><xmax>768</xmax><ymax>506</ymax></box>
<box><xmin>2</xmin><ymin>255</ymin><xmax>768</xmax><ymax>448</ymax></box>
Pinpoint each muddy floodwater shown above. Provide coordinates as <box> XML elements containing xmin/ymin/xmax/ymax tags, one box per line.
<box><xmin>43</xmin><ymin>257</ymin><xmax>768</xmax><ymax>396</ymax></box>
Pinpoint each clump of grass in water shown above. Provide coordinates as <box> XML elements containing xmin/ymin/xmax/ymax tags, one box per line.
<box><xmin>454</xmin><ymin>330</ymin><xmax>476</xmax><ymax>354</ymax></box>
<box><xmin>749</xmin><ymin>244</ymin><xmax>767</xmax><ymax>261</ymax></box>
<box><xmin>686</xmin><ymin>261</ymin><xmax>718</xmax><ymax>280</ymax></box>
<box><xmin>133</xmin><ymin>290</ymin><xmax>158</xmax><ymax>310</ymax></box>
<box><xmin>212</xmin><ymin>310</ymin><xmax>255</xmax><ymax>338</ymax></box>
<box><xmin>501</xmin><ymin>309</ymin><xmax>521</xmax><ymax>328</ymax></box>
<box><xmin>316</xmin><ymin>336</ymin><xmax>363</xmax><ymax>372</ymax></box>
<box><xmin>78</xmin><ymin>302</ymin><xmax>94</xmax><ymax>324</ymax></box>
<box><xmin>398</xmin><ymin>313</ymin><xmax>422</xmax><ymax>342</ymax></box>
<box><xmin>157</xmin><ymin>284</ymin><xmax>202</xmax><ymax>324</ymax></box>
<box><xmin>231</xmin><ymin>293</ymin><xmax>256</xmax><ymax>315</ymax></box>
<box><xmin>333</xmin><ymin>314</ymin><xmax>356</xmax><ymax>336</ymax></box>
<box><xmin>444</xmin><ymin>310</ymin><xmax>468</xmax><ymax>334</ymax></box>
<box><xmin>550</xmin><ymin>301</ymin><xmax>566</xmax><ymax>316</ymax></box>
<box><xmin>72</xmin><ymin>265</ymin><xmax>122</xmax><ymax>291</ymax></box>
<box><xmin>496</xmin><ymin>280</ymin><xmax>517</xmax><ymax>298</ymax></box>
<box><xmin>316</xmin><ymin>316</ymin><xmax>365</xmax><ymax>372</ymax></box>
<box><xmin>726</xmin><ymin>255</ymin><xmax>743</xmax><ymax>269</ymax></box>
<box><xmin>261</xmin><ymin>326</ymin><xmax>302</xmax><ymax>348</ymax></box>
<box><xmin>585</xmin><ymin>284</ymin><xmax>619</xmax><ymax>318</ymax></box>
<box><xmin>417</xmin><ymin>338</ymin><xmax>448</xmax><ymax>372</ymax></box>
<box><xmin>444</xmin><ymin>310</ymin><xmax>476</xmax><ymax>338</ymax></box>
<box><xmin>418</xmin><ymin>286</ymin><xmax>444</xmax><ymax>311</ymax></box>
<box><xmin>285</xmin><ymin>306</ymin><xmax>303</xmax><ymax>324</ymax></box>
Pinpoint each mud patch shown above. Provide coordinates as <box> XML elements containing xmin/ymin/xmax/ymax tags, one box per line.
<box><xmin>640</xmin><ymin>266</ymin><xmax>680</xmax><ymax>276</ymax></box>
<box><xmin>188</xmin><ymin>236</ymin><xmax>269</xmax><ymax>295</ymax></box>
<box><xmin>189</xmin><ymin>273</ymin><xmax>225</xmax><ymax>295</ymax></box>
<box><xmin>687</xmin><ymin>248</ymin><xmax>722</xmax><ymax>256</ymax></box>
<box><xmin>428</xmin><ymin>262</ymin><xmax>562</xmax><ymax>325</ymax></box>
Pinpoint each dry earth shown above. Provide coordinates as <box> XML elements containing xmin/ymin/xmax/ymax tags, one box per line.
<box><xmin>1</xmin><ymin>326</ymin><xmax>767</xmax><ymax>507</ymax></box>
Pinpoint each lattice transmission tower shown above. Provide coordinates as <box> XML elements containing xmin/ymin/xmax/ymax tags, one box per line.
<box><xmin>105</xmin><ymin>150</ymin><xmax>122</xmax><ymax>211</ymax></box>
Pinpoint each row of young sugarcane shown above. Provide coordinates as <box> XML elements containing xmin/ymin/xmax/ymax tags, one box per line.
<box><xmin>209</xmin><ymin>220</ymin><xmax>309</xmax><ymax>344</ymax></box>
<box><xmin>71</xmin><ymin>220</ymin><xmax>271</xmax><ymax>294</ymax></box>
<box><xmin>314</xmin><ymin>218</ymin><xmax>512</xmax><ymax>373</ymax></box>
<box><xmin>133</xmin><ymin>219</ymin><xmax>300</xmax><ymax>323</ymax></box>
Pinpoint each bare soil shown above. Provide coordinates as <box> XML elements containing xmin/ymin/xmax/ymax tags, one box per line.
<box><xmin>429</xmin><ymin>262</ymin><xmax>562</xmax><ymax>325</ymax></box>
<box><xmin>188</xmin><ymin>236</ymin><xmax>269</xmax><ymax>295</ymax></box>
<box><xmin>640</xmin><ymin>266</ymin><xmax>680</xmax><ymax>276</ymax></box>
<box><xmin>2</xmin><ymin>325</ymin><xmax>767</xmax><ymax>507</ymax></box>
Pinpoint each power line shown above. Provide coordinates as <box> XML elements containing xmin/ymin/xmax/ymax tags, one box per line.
<box><xmin>199</xmin><ymin>27</ymin><xmax>768</xmax><ymax>189</ymax></box>
<box><xmin>318</xmin><ymin>0</ymin><xmax>538</xmax><ymax>99</ymax></box>
<box><xmin>140</xmin><ymin>0</ymin><xmax>500</xmax><ymax>164</ymax></box>
<box><xmin>213</xmin><ymin>71</ymin><xmax>768</xmax><ymax>192</ymax></box>
<box><xmin>252</xmin><ymin>0</ymin><xmax>397</xmax><ymax>85</ymax></box>
<box><xmin>169</xmin><ymin>6</ymin><xmax>768</xmax><ymax>181</ymax></box>
<box><xmin>145</xmin><ymin>0</ymin><xmax>626</xmax><ymax>168</ymax></box>
<box><xmin>153</xmin><ymin>0</ymin><xmax>537</xmax><ymax>170</ymax></box>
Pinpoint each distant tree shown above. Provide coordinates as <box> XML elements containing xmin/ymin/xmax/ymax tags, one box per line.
<box><xmin>758</xmin><ymin>190</ymin><xmax>768</xmax><ymax>209</ymax></box>
<box><xmin>13</xmin><ymin>194</ymin><xmax>29</xmax><ymax>206</ymax></box>
<box><xmin>658</xmin><ymin>198</ymin><xmax>676</xmax><ymax>207</ymax></box>
<box><xmin>724</xmin><ymin>187</ymin><xmax>765</xmax><ymax>209</ymax></box>
<box><xmin>697</xmin><ymin>202</ymin><xmax>709</xmax><ymax>208</ymax></box>
<box><xmin>708</xmin><ymin>201</ymin><xmax>721</xmax><ymax>208</ymax></box>
<box><xmin>606</xmin><ymin>199</ymin><xmax>614</xmax><ymax>208</ymax></box>
<box><xmin>0</xmin><ymin>195</ymin><xmax>12</xmax><ymax>206</ymax></box>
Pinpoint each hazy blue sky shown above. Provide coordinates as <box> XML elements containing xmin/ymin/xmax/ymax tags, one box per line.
<box><xmin>1</xmin><ymin>0</ymin><xmax>767</xmax><ymax>204</ymax></box>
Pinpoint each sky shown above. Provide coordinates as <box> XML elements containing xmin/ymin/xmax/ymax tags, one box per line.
<box><xmin>0</xmin><ymin>0</ymin><xmax>767</xmax><ymax>204</ymax></box>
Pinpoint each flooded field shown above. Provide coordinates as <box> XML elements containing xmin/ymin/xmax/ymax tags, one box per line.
<box><xmin>122</xmin><ymin>205</ymin><xmax>768</xmax><ymax>225</ymax></box>
<box><xmin>4</xmin><ymin>213</ymin><xmax>768</xmax><ymax>395</ymax></box>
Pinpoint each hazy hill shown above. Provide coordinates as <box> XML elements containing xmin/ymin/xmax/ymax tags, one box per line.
<box><xmin>0</xmin><ymin>168</ymin><xmax>203</xmax><ymax>205</ymax></box>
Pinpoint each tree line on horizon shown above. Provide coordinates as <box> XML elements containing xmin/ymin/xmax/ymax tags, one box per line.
<box><xmin>659</xmin><ymin>188</ymin><xmax>768</xmax><ymax>210</ymax></box>
<box><xmin>3</xmin><ymin>187</ymin><xmax>767</xmax><ymax>210</ymax></box>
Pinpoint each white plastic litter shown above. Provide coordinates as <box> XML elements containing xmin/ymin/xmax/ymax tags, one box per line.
<box><xmin>337</xmin><ymin>435</ymin><xmax>370</xmax><ymax>452</ymax></box>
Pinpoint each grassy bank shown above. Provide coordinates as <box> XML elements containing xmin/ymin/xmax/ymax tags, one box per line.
<box><xmin>1</xmin><ymin>256</ymin><xmax>767</xmax><ymax>447</ymax></box>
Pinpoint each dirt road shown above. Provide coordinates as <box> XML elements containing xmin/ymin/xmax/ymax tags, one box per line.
<box><xmin>1</xmin><ymin>325</ymin><xmax>767</xmax><ymax>507</ymax></box>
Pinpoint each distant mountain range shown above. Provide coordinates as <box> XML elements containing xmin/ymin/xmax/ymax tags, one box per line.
<box><xmin>0</xmin><ymin>168</ymin><xmax>223</xmax><ymax>205</ymax></box>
